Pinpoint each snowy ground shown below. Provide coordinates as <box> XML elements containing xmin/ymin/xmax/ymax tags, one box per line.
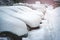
<box><xmin>22</xmin><ymin>19</ymin><xmax>54</xmax><ymax>40</ymax></box>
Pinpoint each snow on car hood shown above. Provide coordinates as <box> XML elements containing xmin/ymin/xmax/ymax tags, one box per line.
<box><xmin>0</xmin><ymin>6</ymin><xmax>43</xmax><ymax>27</ymax></box>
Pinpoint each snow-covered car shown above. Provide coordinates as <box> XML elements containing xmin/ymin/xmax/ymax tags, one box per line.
<box><xmin>0</xmin><ymin>12</ymin><xmax>28</xmax><ymax>40</ymax></box>
<box><xmin>0</xmin><ymin>6</ymin><xmax>43</xmax><ymax>40</ymax></box>
<box><xmin>0</xmin><ymin>6</ymin><xmax>43</xmax><ymax>28</ymax></box>
<box><xmin>0</xmin><ymin>6</ymin><xmax>28</xmax><ymax>40</ymax></box>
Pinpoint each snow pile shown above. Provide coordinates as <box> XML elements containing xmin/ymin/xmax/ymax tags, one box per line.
<box><xmin>0</xmin><ymin>6</ymin><xmax>43</xmax><ymax>27</ymax></box>
<box><xmin>0</xmin><ymin>11</ymin><xmax>28</xmax><ymax>36</ymax></box>
<box><xmin>22</xmin><ymin>5</ymin><xmax>55</xmax><ymax>40</ymax></box>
